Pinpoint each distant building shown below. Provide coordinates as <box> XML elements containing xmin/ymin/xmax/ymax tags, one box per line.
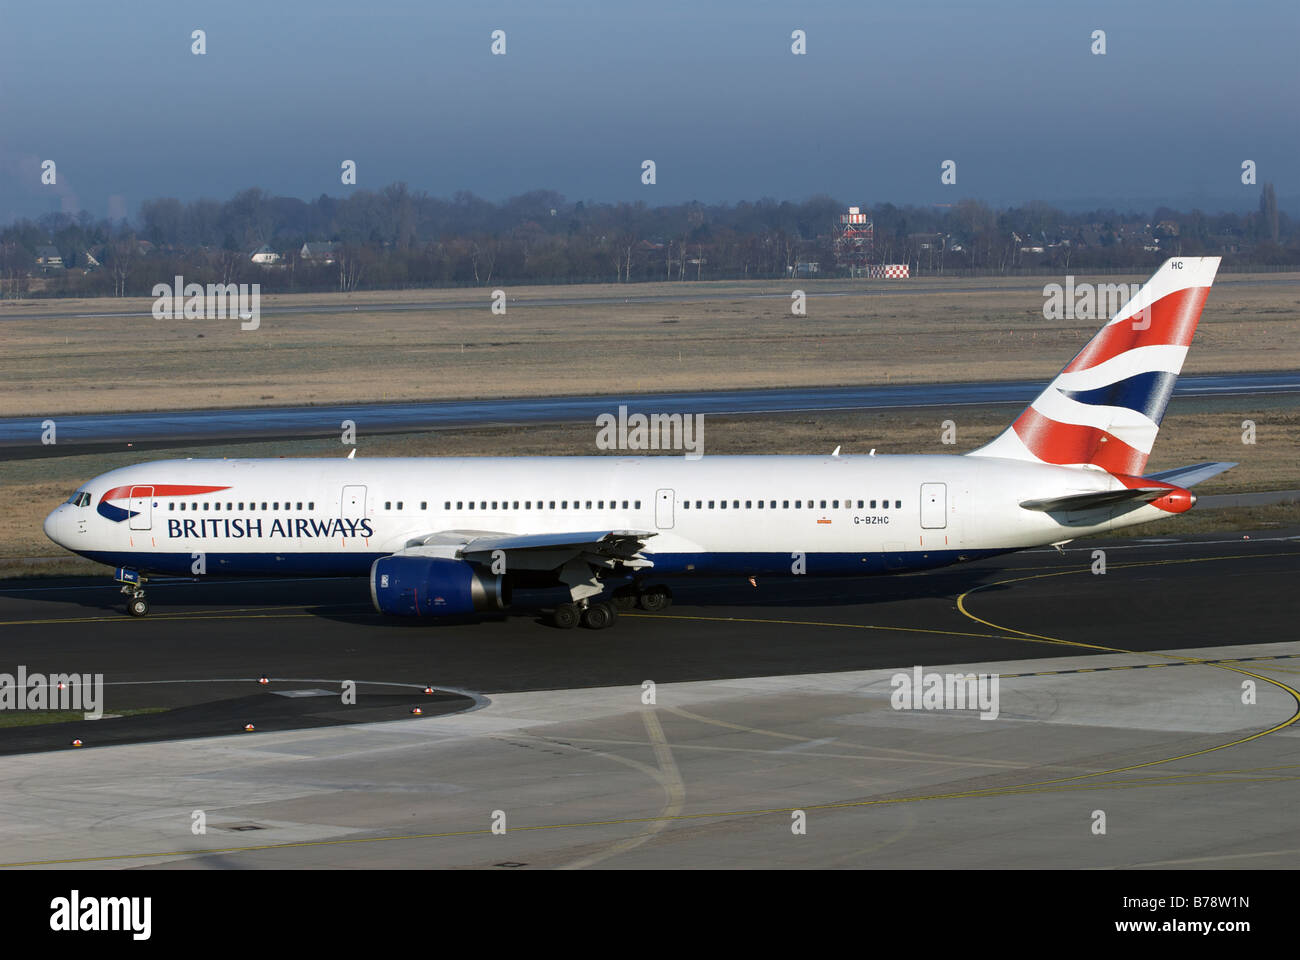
<box><xmin>300</xmin><ymin>241</ymin><xmax>338</xmax><ymax>264</ymax></box>
<box><xmin>250</xmin><ymin>244</ymin><xmax>281</xmax><ymax>265</ymax></box>
<box><xmin>35</xmin><ymin>245</ymin><xmax>63</xmax><ymax>268</ymax></box>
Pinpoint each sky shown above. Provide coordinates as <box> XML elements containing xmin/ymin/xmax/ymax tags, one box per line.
<box><xmin>1</xmin><ymin>0</ymin><xmax>1296</xmax><ymax>223</ymax></box>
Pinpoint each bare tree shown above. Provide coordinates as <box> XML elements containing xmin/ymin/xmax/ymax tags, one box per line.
<box><xmin>337</xmin><ymin>245</ymin><xmax>364</xmax><ymax>292</ymax></box>
<box><xmin>108</xmin><ymin>233</ymin><xmax>137</xmax><ymax>297</ymax></box>
<box><xmin>470</xmin><ymin>236</ymin><xmax>497</xmax><ymax>284</ymax></box>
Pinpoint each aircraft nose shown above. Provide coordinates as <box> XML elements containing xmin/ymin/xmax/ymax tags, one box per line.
<box><xmin>43</xmin><ymin>506</ymin><xmax>65</xmax><ymax>546</ymax></box>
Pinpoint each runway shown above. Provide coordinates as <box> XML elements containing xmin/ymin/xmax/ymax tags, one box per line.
<box><xmin>0</xmin><ymin>529</ymin><xmax>1297</xmax><ymax>868</ymax></box>
<box><xmin>4</xmin><ymin>371</ymin><xmax>1300</xmax><ymax>457</ymax></box>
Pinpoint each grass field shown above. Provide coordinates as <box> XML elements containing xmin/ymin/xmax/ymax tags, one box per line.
<box><xmin>1</xmin><ymin>273</ymin><xmax>1297</xmax><ymax>417</ymax></box>
<box><xmin>5</xmin><ymin>398</ymin><xmax>1297</xmax><ymax>578</ymax></box>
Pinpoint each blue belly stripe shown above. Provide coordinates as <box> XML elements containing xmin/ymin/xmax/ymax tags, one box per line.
<box><xmin>74</xmin><ymin>548</ymin><xmax>1008</xmax><ymax>580</ymax></box>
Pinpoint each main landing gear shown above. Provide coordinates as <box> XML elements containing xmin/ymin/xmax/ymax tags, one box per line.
<box><xmin>115</xmin><ymin>567</ymin><xmax>149</xmax><ymax>617</ymax></box>
<box><xmin>547</xmin><ymin>585</ymin><xmax>672</xmax><ymax>630</ymax></box>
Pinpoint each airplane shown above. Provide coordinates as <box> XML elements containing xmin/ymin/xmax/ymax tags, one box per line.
<box><xmin>44</xmin><ymin>256</ymin><xmax>1235</xmax><ymax>629</ymax></box>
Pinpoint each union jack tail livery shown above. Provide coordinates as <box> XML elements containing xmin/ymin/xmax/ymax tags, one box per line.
<box><xmin>969</xmin><ymin>257</ymin><xmax>1221</xmax><ymax>475</ymax></box>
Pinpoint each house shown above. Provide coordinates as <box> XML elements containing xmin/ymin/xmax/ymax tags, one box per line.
<box><xmin>250</xmin><ymin>244</ymin><xmax>281</xmax><ymax>265</ymax></box>
<box><xmin>35</xmin><ymin>245</ymin><xmax>64</xmax><ymax>268</ymax></box>
<box><xmin>300</xmin><ymin>241</ymin><xmax>338</xmax><ymax>264</ymax></box>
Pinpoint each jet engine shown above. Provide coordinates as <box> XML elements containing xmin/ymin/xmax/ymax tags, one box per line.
<box><xmin>370</xmin><ymin>556</ymin><xmax>509</xmax><ymax>617</ymax></box>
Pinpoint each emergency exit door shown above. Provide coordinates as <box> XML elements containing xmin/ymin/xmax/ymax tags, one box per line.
<box><xmin>655</xmin><ymin>488</ymin><xmax>675</xmax><ymax>529</ymax></box>
<box><xmin>340</xmin><ymin>485</ymin><xmax>367</xmax><ymax>520</ymax></box>
<box><xmin>920</xmin><ymin>483</ymin><xmax>946</xmax><ymax>529</ymax></box>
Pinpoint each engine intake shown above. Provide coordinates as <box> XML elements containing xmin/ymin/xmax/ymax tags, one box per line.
<box><xmin>370</xmin><ymin>556</ymin><xmax>509</xmax><ymax>617</ymax></box>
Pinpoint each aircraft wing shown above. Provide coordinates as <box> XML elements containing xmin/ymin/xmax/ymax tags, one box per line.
<box><xmin>399</xmin><ymin>528</ymin><xmax>657</xmax><ymax>571</ymax></box>
<box><xmin>1143</xmin><ymin>461</ymin><xmax>1238</xmax><ymax>487</ymax></box>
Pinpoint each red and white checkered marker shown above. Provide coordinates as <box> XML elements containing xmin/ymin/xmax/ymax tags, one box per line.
<box><xmin>410</xmin><ymin>707</ymin><xmax>423</xmax><ymax>715</ymax></box>
<box><xmin>244</xmin><ymin>723</ymin><xmax>255</xmax><ymax>732</ymax></box>
<box><xmin>258</xmin><ymin>677</ymin><xmax>269</xmax><ymax>685</ymax></box>
<box><xmin>868</xmin><ymin>264</ymin><xmax>910</xmax><ymax>279</ymax></box>
<box><xmin>71</xmin><ymin>739</ymin><xmax>83</xmax><ymax>747</ymax></box>
<box><xmin>423</xmin><ymin>686</ymin><xmax>435</xmax><ymax>695</ymax></box>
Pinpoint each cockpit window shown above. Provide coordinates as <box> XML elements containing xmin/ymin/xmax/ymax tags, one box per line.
<box><xmin>65</xmin><ymin>491</ymin><xmax>91</xmax><ymax>507</ymax></box>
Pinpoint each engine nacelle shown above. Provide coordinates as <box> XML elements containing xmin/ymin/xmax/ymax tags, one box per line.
<box><xmin>370</xmin><ymin>556</ymin><xmax>509</xmax><ymax>617</ymax></box>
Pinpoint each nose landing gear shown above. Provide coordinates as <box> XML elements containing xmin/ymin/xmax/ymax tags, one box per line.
<box><xmin>115</xmin><ymin>567</ymin><xmax>149</xmax><ymax>617</ymax></box>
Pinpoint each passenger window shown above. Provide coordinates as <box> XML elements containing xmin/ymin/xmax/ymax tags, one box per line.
<box><xmin>895</xmin><ymin>500</ymin><xmax>902</xmax><ymax>509</ymax></box>
<box><xmin>635</xmin><ymin>500</ymin><xmax>641</xmax><ymax>509</ymax></box>
<box><xmin>783</xmin><ymin>500</ymin><xmax>789</xmax><ymax>508</ymax></box>
<box><xmin>384</xmin><ymin>501</ymin><xmax>391</xmax><ymax>510</ymax></box>
<box><xmin>832</xmin><ymin>500</ymin><xmax>838</xmax><ymax>509</ymax></box>
<box><xmin>468</xmin><ymin>502</ymin><xmax>475</xmax><ymax>510</ymax></box>
<box><xmin>820</xmin><ymin>500</ymin><xmax>826</xmax><ymax>509</ymax></box>
<box><xmin>169</xmin><ymin>503</ymin><xmax>175</xmax><ymax>511</ymax></box>
<box><xmin>746</xmin><ymin>500</ymin><xmax>752</xmax><ymax>509</ymax></box>
<box><xmin>708</xmin><ymin>500</ymin><xmax>715</xmax><ymax>509</ymax></box>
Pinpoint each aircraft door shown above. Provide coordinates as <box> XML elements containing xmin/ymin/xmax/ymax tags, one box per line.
<box><xmin>920</xmin><ymin>482</ymin><xmax>946</xmax><ymax>529</ymax></box>
<box><xmin>655</xmin><ymin>488</ymin><xmax>675</xmax><ymax>529</ymax></box>
<box><xmin>128</xmin><ymin>486</ymin><xmax>153</xmax><ymax>531</ymax></box>
<box><xmin>340</xmin><ymin>484</ymin><xmax>367</xmax><ymax>520</ymax></box>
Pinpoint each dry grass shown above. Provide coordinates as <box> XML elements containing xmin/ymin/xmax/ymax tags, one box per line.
<box><xmin>5</xmin><ymin>400</ymin><xmax>1296</xmax><ymax>578</ymax></box>
<box><xmin>1</xmin><ymin>273</ymin><xmax>1297</xmax><ymax>417</ymax></box>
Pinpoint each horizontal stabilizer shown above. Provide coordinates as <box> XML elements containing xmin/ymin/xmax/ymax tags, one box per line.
<box><xmin>1019</xmin><ymin>488</ymin><xmax>1173</xmax><ymax>512</ymax></box>
<box><xmin>1143</xmin><ymin>461</ymin><xmax>1237</xmax><ymax>487</ymax></box>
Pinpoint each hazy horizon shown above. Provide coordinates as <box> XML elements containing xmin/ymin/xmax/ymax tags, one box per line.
<box><xmin>3</xmin><ymin>0</ymin><xmax>1296</xmax><ymax>223</ymax></box>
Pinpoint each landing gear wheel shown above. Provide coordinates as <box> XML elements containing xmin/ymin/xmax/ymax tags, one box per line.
<box><xmin>127</xmin><ymin>596</ymin><xmax>150</xmax><ymax>617</ymax></box>
<box><xmin>550</xmin><ymin>603</ymin><xmax>580</xmax><ymax>629</ymax></box>
<box><xmin>637</xmin><ymin>586</ymin><xmax>672</xmax><ymax>612</ymax></box>
<box><xmin>580</xmin><ymin>601</ymin><xmax>618</xmax><ymax>630</ymax></box>
<box><xmin>611</xmin><ymin>593</ymin><xmax>638</xmax><ymax>612</ymax></box>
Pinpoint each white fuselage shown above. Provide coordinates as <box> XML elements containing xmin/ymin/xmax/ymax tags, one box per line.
<box><xmin>44</xmin><ymin>454</ymin><xmax>1165</xmax><ymax>579</ymax></box>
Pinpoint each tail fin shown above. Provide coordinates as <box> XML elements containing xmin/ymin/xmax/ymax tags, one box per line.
<box><xmin>968</xmin><ymin>257</ymin><xmax>1221</xmax><ymax>475</ymax></box>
